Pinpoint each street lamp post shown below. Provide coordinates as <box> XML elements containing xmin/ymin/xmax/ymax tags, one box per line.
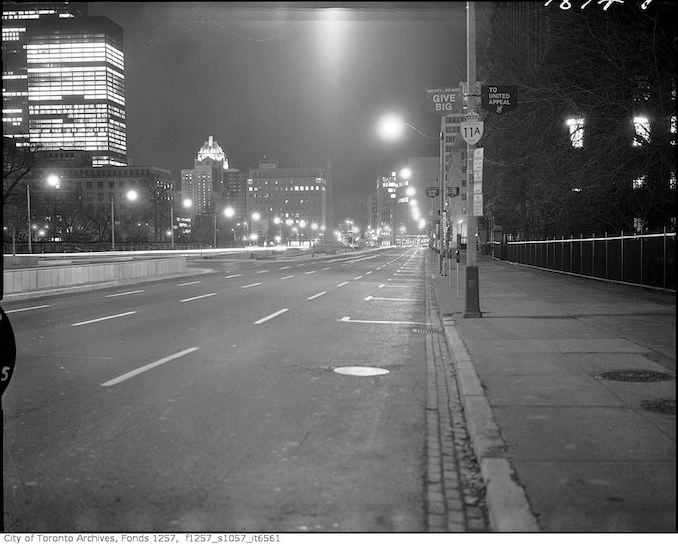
<box><xmin>26</xmin><ymin>184</ymin><xmax>32</xmax><ymax>254</ymax></box>
<box><xmin>464</xmin><ymin>1</ymin><xmax>482</xmax><ymax>318</ymax></box>
<box><xmin>111</xmin><ymin>189</ymin><xmax>139</xmax><ymax>252</ymax></box>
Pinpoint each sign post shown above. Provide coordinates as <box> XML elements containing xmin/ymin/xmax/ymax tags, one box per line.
<box><xmin>464</xmin><ymin>1</ymin><xmax>482</xmax><ymax>318</ymax></box>
<box><xmin>424</xmin><ymin>85</ymin><xmax>461</xmax><ymax>275</ymax></box>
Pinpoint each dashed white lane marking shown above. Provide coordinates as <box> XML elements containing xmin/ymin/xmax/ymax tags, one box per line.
<box><xmin>181</xmin><ymin>292</ymin><xmax>217</xmax><ymax>303</ymax></box>
<box><xmin>225</xmin><ymin>274</ymin><xmax>242</xmax><ymax>279</ymax></box>
<box><xmin>322</xmin><ymin>267</ymin><xmax>331</xmax><ymax>270</ymax></box>
<box><xmin>307</xmin><ymin>291</ymin><xmax>327</xmax><ymax>300</ymax></box>
<box><xmin>365</xmin><ymin>271</ymin><xmax>373</xmax><ymax>275</ymax></box>
<box><xmin>388</xmin><ymin>278</ymin><xmax>419</xmax><ymax>282</ymax></box>
<box><xmin>101</xmin><ymin>347</ymin><xmax>200</xmax><ymax>387</ymax></box>
<box><xmin>241</xmin><ymin>283</ymin><xmax>262</xmax><ymax>289</ymax></box>
<box><xmin>105</xmin><ymin>290</ymin><xmax>144</xmax><ymax>298</ymax></box>
<box><xmin>338</xmin><ymin>316</ymin><xmax>428</xmax><ymax>325</ymax></box>
<box><xmin>364</xmin><ymin>296</ymin><xmax>373</xmax><ymax>301</ymax></box>
<box><xmin>354</xmin><ymin>276</ymin><xmax>363</xmax><ymax>280</ymax></box>
<box><xmin>367</xmin><ymin>296</ymin><xmax>419</xmax><ymax>302</ymax></box>
<box><xmin>279</xmin><ymin>266</ymin><xmax>291</xmax><ymax>270</ymax></box>
<box><xmin>337</xmin><ymin>281</ymin><xmax>349</xmax><ymax>287</ymax></box>
<box><xmin>71</xmin><ymin>311</ymin><xmax>137</xmax><ymax>327</ymax></box>
<box><xmin>281</xmin><ymin>275</ymin><xmax>294</xmax><ymax>280</ymax></box>
<box><xmin>256</xmin><ymin>270</ymin><xmax>270</xmax><ymax>274</ymax></box>
<box><xmin>6</xmin><ymin>304</ymin><xmax>51</xmax><ymax>314</ymax></box>
<box><xmin>254</xmin><ymin>308</ymin><xmax>289</xmax><ymax>324</ymax></box>
<box><xmin>305</xmin><ymin>270</ymin><xmax>316</xmax><ymax>275</ymax></box>
<box><xmin>177</xmin><ymin>281</ymin><xmax>201</xmax><ymax>286</ymax></box>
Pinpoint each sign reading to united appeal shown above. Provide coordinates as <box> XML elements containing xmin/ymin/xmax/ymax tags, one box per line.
<box><xmin>425</xmin><ymin>87</ymin><xmax>462</xmax><ymax>115</ymax></box>
<box><xmin>481</xmin><ymin>85</ymin><xmax>518</xmax><ymax>115</ymax></box>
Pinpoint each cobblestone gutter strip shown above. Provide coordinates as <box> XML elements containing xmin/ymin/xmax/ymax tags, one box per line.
<box><xmin>425</xmin><ymin>276</ymin><xmax>488</xmax><ymax>532</ymax></box>
<box><xmin>439</xmin><ymin>310</ymin><xmax>540</xmax><ymax>532</ymax></box>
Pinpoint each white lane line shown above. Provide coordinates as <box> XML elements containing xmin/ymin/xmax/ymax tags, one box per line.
<box><xmin>322</xmin><ymin>267</ymin><xmax>331</xmax><ymax>270</ymax></box>
<box><xmin>6</xmin><ymin>304</ymin><xmax>51</xmax><ymax>314</ymax></box>
<box><xmin>354</xmin><ymin>276</ymin><xmax>363</xmax><ymax>280</ymax></box>
<box><xmin>101</xmin><ymin>347</ymin><xmax>200</xmax><ymax>387</ymax></box>
<box><xmin>364</xmin><ymin>296</ymin><xmax>373</xmax><ymax>301</ymax></box>
<box><xmin>379</xmin><ymin>284</ymin><xmax>410</xmax><ymax>288</ymax></box>
<box><xmin>71</xmin><ymin>311</ymin><xmax>137</xmax><ymax>327</ymax></box>
<box><xmin>225</xmin><ymin>274</ymin><xmax>242</xmax><ymax>279</ymax></box>
<box><xmin>254</xmin><ymin>308</ymin><xmax>289</xmax><ymax>325</ymax></box>
<box><xmin>337</xmin><ymin>281</ymin><xmax>349</xmax><ymax>287</ymax></box>
<box><xmin>365</xmin><ymin>271</ymin><xmax>373</xmax><ymax>275</ymax></box>
<box><xmin>241</xmin><ymin>282</ymin><xmax>262</xmax><ymax>289</ymax></box>
<box><xmin>369</xmin><ymin>297</ymin><xmax>419</xmax><ymax>302</ymax></box>
<box><xmin>378</xmin><ymin>284</ymin><xmax>385</xmax><ymax>288</ymax></box>
<box><xmin>281</xmin><ymin>275</ymin><xmax>294</xmax><ymax>280</ymax></box>
<box><xmin>307</xmin><ymin>291</ymin><xmax>327</xmax><ymax>300</ymax></box>
<box><xmin>105</xmin><ymin>290</ymin><xmax>144</xmax><ymax>298</ymax></box>
<box><xmin>279</xmin><ymin>266</ymin><xmax>291</xmax><ymax>270</ymax></box>
<box><xmin>305</xmin><ymin>270</ymin><xmax>316</xmax><ymax>275</ymax></box>
<box><xmin>338</xmin><ymin>316</ymin><xmax>428</xmax><ymax>325</ymax></box>
<box><xmin>177</xmin><ymin>280</ymin><xmax>202</xmax><ymax>286</ymax></box>
<box><xmin>388</xmin><ymin>278</ymin><xmax>419</xmax><ymax>282</ymax></box>
<box><xmin>256</xmin><ymin>270</ymin><xmax>270</xmax><ymax>274</ymax></box>
<box><xmin>180</xmin><ymin>292</ymin><xmax>217</xmax><ymax>303</ymax></box>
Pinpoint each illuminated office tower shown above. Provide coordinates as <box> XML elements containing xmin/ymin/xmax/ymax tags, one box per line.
<box><xmin>2</xmin><ymin>2</ymin><xmax>88</xmax><ymax>147</ymax></box>
<box><xmin>24</xmin><ymin>15</ymin><xmax>127</xmax><ymax>166</ymax></box>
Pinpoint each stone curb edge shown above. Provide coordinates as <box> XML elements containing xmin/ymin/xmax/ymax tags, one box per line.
<box><xmin>438</xmin><ymin>313</ymin><xmax>540</xmax><ymax>532</ymax></box>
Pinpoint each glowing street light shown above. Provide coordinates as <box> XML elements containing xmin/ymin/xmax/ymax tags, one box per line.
<box><xmin>223</xmin><ymin>206</ymin><xmax>235</xmax><ymax>218</ymax></box>
<box><xmin>111</xmin><ymin>189</ymin><xmax>139</xmax><ymax>251</ymax></box>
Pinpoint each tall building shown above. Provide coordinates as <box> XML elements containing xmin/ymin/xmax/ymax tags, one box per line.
<box><xmin>181</xmin><ymin>136</ymin><xmax>229</xmax><ymax>215</ymax></box>
<box><xmin>2</xmin><ymin>3</ymin><xmax>127</xmax><ymax>166</ymax></box>
<box><xmin>2</xmin><ymin>2</ymin><xmax>87</xmax><ymax>147</ymax></box>
<box><xmin>247</xmin><ymin>159</ymin><xmax>327</xmax><ymax>244</ymax></box>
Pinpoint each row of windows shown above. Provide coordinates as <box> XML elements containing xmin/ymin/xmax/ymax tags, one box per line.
<box><xmin>28</xmin><ymin>92</ymin><xmax>125</xmax><ymax>106</ymax></box>
<box><xmin>567</xmin><ymin>116</ymin><xmax>676</xmax><ymax>148</ymax></box>
<box><xmin>29</xmin><ymin>104</ymin><xmax>125</xmax><ymax>118</ymax></box>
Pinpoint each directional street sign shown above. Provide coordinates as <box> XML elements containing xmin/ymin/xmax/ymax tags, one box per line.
<box><xmin>481</xmin><ymin>85</ymin><xmax>518</xmax><ymax>115</ymax></box>
<box><xmin>424</xmin><ymin>86</ymin><xmax>463</xmax><ymax>115</ymax></box>
<box><xmin>460</xmin><ymin>112</ymin><xmax>484</xmax><ymax>145</ymax></box>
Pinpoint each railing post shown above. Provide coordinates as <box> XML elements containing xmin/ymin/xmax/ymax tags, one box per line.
<box><xmin>580</xmin><ymin>234</ymin><xmax>583</xmax><ymax>275</ymax></box>
<box><xmin>662</xmin><ymin>225</ymin><xmax>666</xmax><ymax>289</ymax></box>
<box><xmin>592</xmin><ymin>232</ymin><xmax>595</xmax><ymax>278</ymax></box>
<box><xmin>569</xmin><ymin>235</ymin><xmax>573</xmax><ymax>273</ymax></box>
<box><xmin>640</xmin><ymin>232</ymin><xmax>644</xmax><ymax>285</ymax></box>
<box><xmin>620</xmin><ymin>230</ymin><xmax>624</xmax><ymax>283</ymax></box>
<box><xmin>605</xmin><ymin>232</ymin><xmax>608</xmax><ymax>279</ymax></box>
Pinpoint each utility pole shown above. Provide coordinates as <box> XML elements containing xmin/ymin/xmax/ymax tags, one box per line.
<box><xmin>464</xmin><ymin>0</ymin><xmax>482</xmax><ymax>318</ymax></box>
<box><xmin>439</xmin><ymin>118</ymin><xmax>445</xmax><ymax>274</ymax></box>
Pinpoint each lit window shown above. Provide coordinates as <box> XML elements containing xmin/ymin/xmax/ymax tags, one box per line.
<box><xmin>633</xmin><ymin>217</ymin><xmax>644</xmax><ymax>233</ymax></box>
<box><xmin>671</xmin><ymin>115</ymin><xmax>676</xmax><ymax>146</ymax></box>
<box><xmin>632</xmin><ymin>116</ymin><xmax>650</xmax><ymax>146</ymax></box>
<box><xmin>633</xmin><ymin>176</ymin><xmax>647</xmax><ymax>189</ymax></box>
<box><xmin>670</xmin><ymin>171</ymin><xmax>676</xmax><ymax>190</ymax></box>
<box><xmin>566</xmin><ymin>117</ymin><xmax>584</xmax><ymax>148</ymax></box>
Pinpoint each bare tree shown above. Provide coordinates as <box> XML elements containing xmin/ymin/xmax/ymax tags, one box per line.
<box><xmin>478</xmin><ymin>2</ymin><xmax>676</xmax><ymax>238</ymax></box>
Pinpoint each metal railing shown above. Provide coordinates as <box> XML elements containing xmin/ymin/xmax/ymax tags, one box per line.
<box><xmin>493</xmin><ymin>230</ymin><xmax>676</xmax><ymax>292</ymax></box>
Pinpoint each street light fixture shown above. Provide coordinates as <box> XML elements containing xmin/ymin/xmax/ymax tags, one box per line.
<box><xmin>111</xmin><ymin>189</ymin><xmax>139</xmax><ymax>252</ymax></box>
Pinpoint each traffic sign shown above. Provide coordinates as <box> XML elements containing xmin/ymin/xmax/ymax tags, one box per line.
<box><xmin>473</xmin><ymin>147</ymin><xmax>484</xmax><ymax>183</ymax></box>
<box><xmin>424</xmin><ymin>86</ymin><xmax>462</xmax><ymax>115</ymax></box>
<box><xmin>426</xmin><ymin>186</ymin><xmax>440</xmax><ymax>198</ymax></box>
<box><xmin>460</xmin><ymin>113</ymin><xmax>484</xmax><ymax>145</ymax></box>
<box><xmin>481</xmin><ymin>85</ymin><xmax>518</xmax><ymax>115</ymax></box>
<box><xmin>473</xmin><ymin>193</ymin><xmax>484</xmax><ymax>216</ymax></box>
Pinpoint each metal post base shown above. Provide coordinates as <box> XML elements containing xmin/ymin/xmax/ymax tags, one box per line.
<box><xmin>463</xmin><ymin>265</ymin><xmax>482</xmax><ymax>318</ymax></box>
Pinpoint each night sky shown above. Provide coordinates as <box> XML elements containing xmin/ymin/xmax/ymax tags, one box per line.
<box><xmin>87</xmin><ymin>2</ymin><xmax>467</xmax><ymax>219</ymax></box>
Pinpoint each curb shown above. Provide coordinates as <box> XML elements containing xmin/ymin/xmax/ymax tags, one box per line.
<box><xmin>434</xmin><ymin>293</ymin><xmax>540</xmax><ymax>532</ymax></box>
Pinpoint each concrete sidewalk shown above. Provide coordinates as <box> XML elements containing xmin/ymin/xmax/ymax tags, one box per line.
<box><xmin>428</xmin><ymin>251</ymin><xmax>676</xmax><ymax>532</ymax></box>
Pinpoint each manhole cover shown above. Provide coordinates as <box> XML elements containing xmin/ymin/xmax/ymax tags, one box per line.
<box><xmin>640</xmin><ymin>399</ymin><xmax>676</xmax><ymax>415</ymax></box>
<box><xmin>333</xmin><ymin>366</ymin><xmax>390</xmax><ymax>377</ymax></box>
<box><xmin>597</xmin><ymin>370</ymin><xmax>673</xmax><ymax>382</ymax></box>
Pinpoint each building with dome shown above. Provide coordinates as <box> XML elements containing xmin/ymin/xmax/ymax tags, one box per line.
<box><xmin>181</xmin><ymin>136</ymin><xmax>229</xmax><ymax>215</ymax></box>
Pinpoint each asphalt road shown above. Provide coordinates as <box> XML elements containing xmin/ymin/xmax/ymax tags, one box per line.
<box><xmin>2</xmin><ymin>247</ymin><xmax>432</xmax><ymax>532</ymax></box>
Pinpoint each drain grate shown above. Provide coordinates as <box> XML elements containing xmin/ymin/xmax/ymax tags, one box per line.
<box><xmin>597</xmin><ymin>369</ymin><xmax>673</xmax><ymax>382</ymax></box>
<box><xmin>640</xmin><ymin>399</ymin><xmax>676</xmax><ymax>415</ymax></box>
<box><xmin>413</xmin><ymin>328</ymin><xmax>444</xmax><ymax>335</ymax></box>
